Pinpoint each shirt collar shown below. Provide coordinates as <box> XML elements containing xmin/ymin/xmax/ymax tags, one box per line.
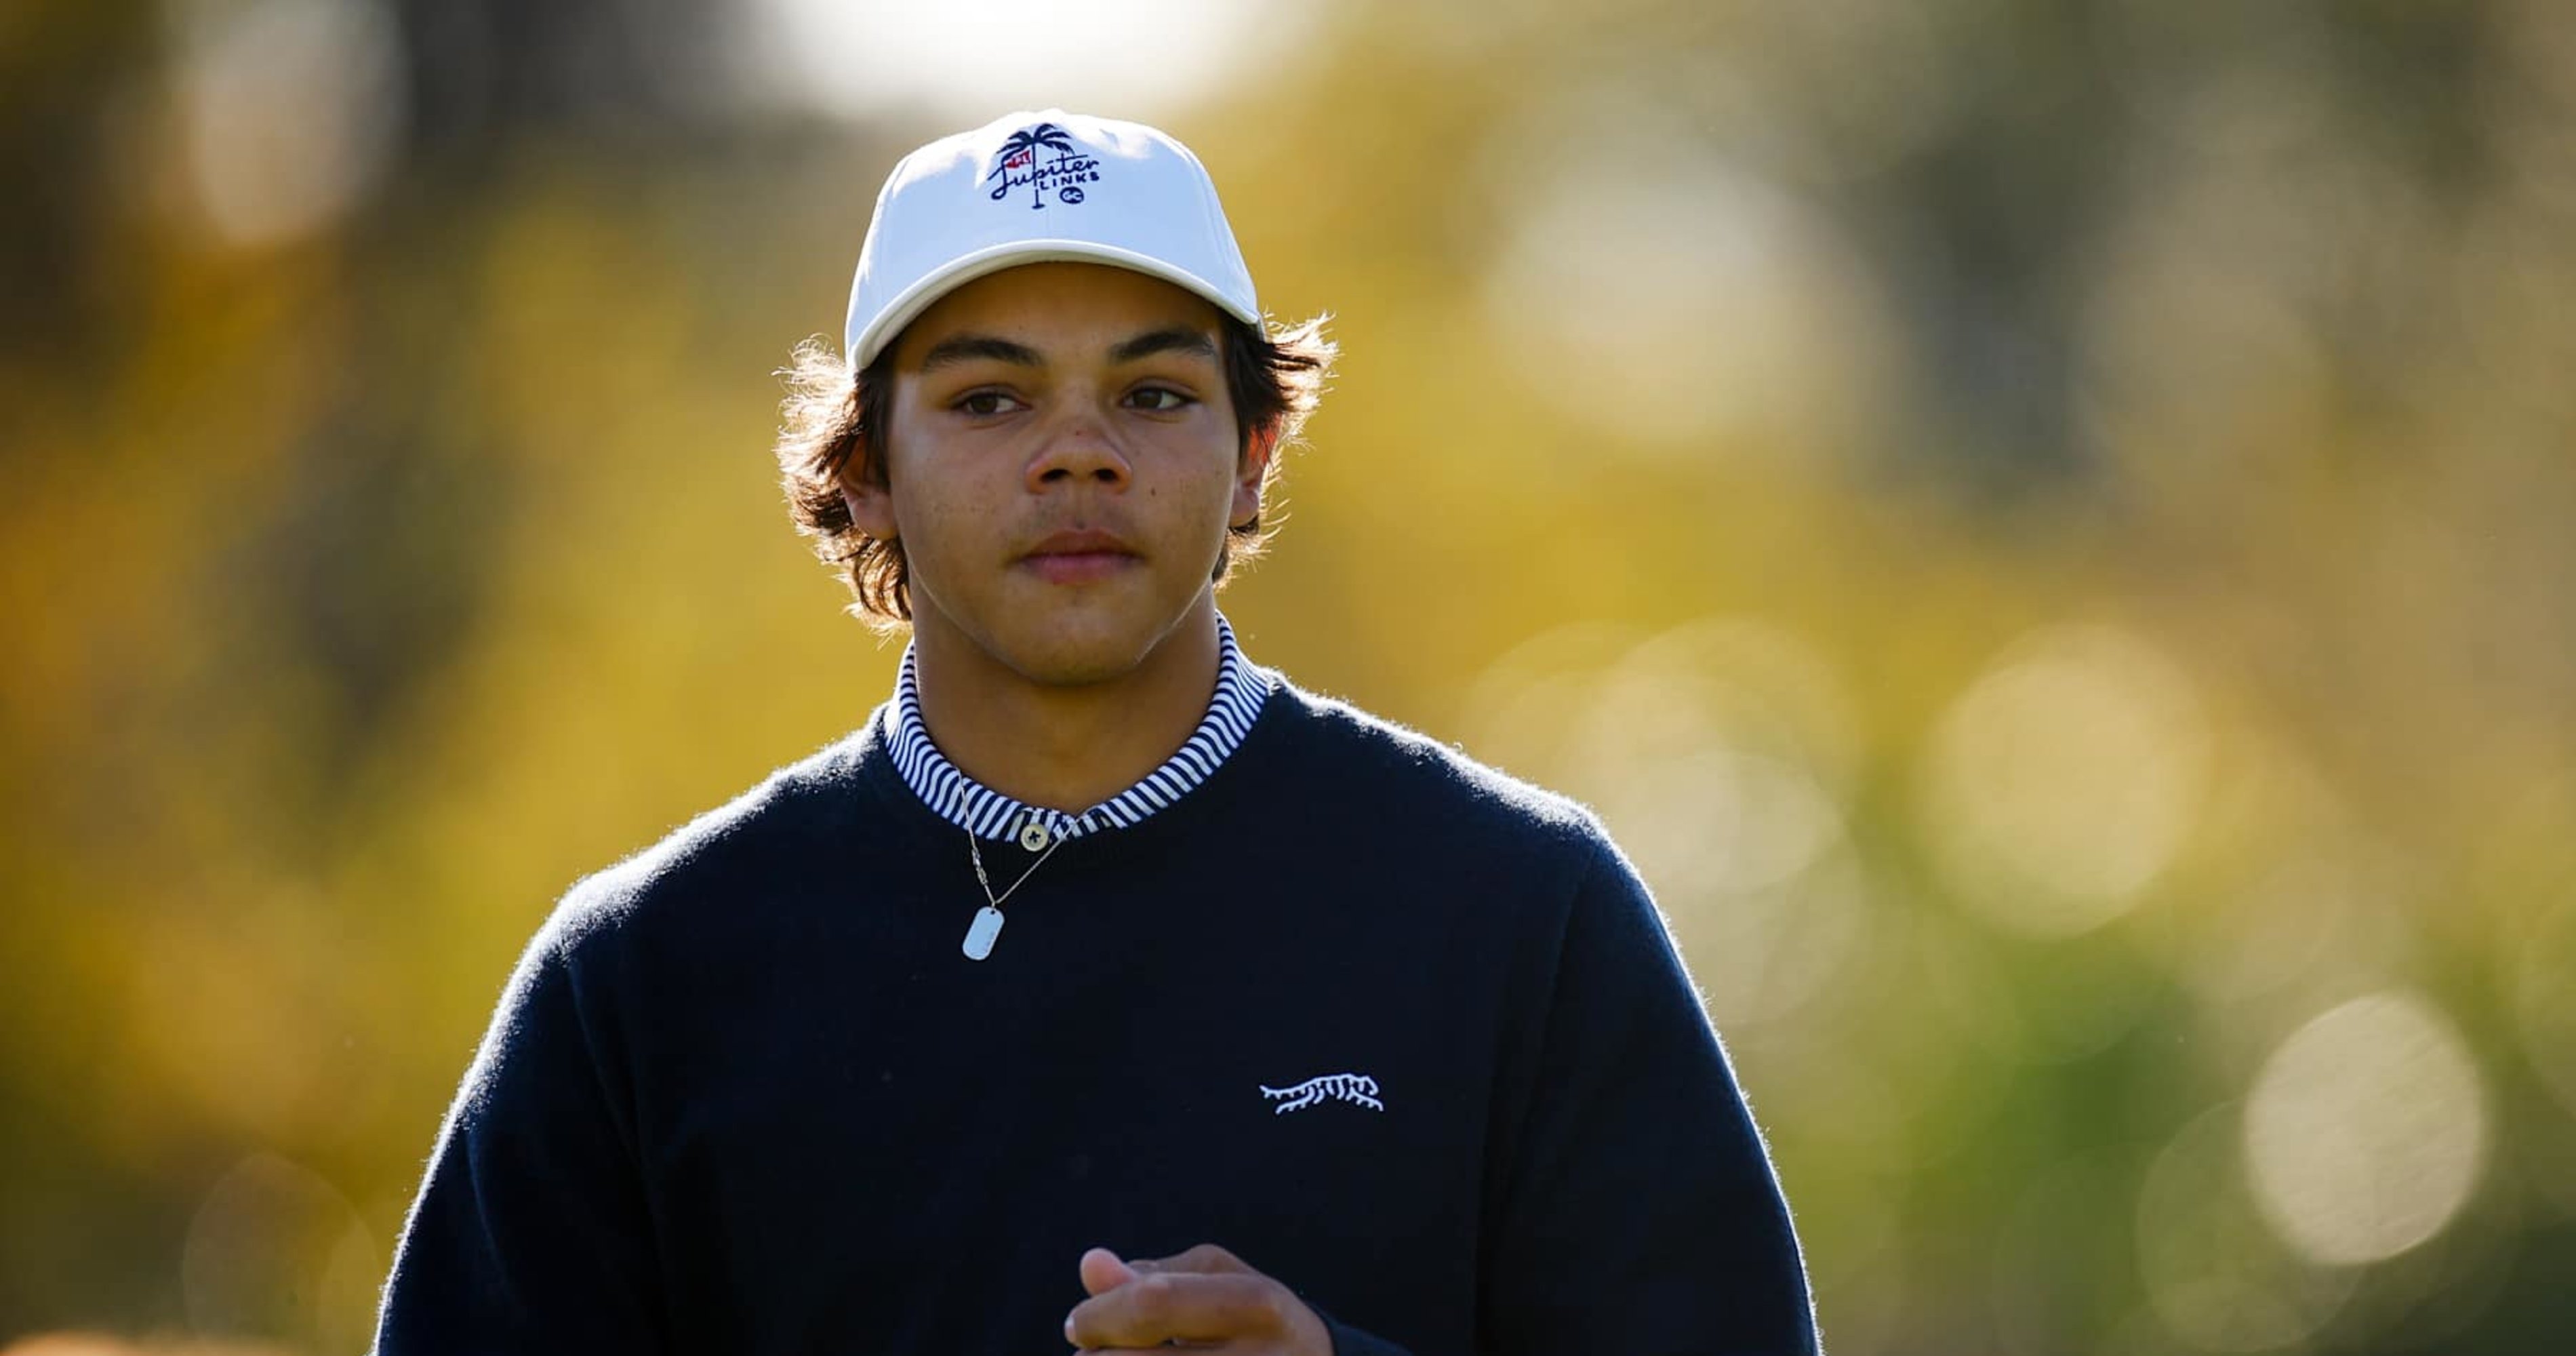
<box><xmin>883</xmin><ymin>614</ymin><xmax>1274</xmax><ymax>845</ymax></box>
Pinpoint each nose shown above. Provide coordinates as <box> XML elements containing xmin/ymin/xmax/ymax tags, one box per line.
<box><xmin>1025</xmin><ymin>397</ymin><xmax>1131</xmax><ymax>491</ymax></box>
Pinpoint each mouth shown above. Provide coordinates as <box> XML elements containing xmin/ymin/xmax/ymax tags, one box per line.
<box><xmin>1020</xmin><ymin>528</ymin><xmax>1140</xmax><ymax>584</ymax></box>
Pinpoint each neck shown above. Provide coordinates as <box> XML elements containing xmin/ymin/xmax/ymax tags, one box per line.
<box><xmin>911</xmin><ymin>597</ymin><xmax>1225</xmax><ymax>814</ymax></box>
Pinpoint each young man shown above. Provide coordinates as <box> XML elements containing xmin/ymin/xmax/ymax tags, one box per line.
<box><xmin>376</xmin><ymin>110</ymin><xmax>1818</xmax><ymax>1355</ymax></box>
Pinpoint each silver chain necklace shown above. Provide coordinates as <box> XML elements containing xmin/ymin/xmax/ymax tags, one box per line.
<box><xmin>960</xmin><ymin>825</ymin><xmax>1066</xmax><ymax>960</ymax></box>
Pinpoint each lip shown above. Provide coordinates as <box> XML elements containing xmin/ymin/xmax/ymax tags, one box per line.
<box><xmin>1025</xmin><ymin>528</ymin><xmax>1135</xmax><ymax>557</ymax></box>
<box><xmin>1020</xmin><ymin>528</ymin><xmax>1139</xmax><ymax>584</ymax></box>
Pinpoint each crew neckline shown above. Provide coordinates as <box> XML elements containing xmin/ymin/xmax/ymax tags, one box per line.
<box><xmin>881</xmin><ymin>614</ymin><xmax>1276</xmax><ymax>848</ymax></box>
<box><xmin>837</xmin><ymin>676</ymin><xmax>1307</xmax><ymax>877</ymax></box>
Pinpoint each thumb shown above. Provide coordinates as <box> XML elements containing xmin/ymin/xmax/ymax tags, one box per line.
<box><xmin>1077</xmin><ymin>1246</ymin><xmax>1139</xmax><ymax>1297</ymax></box>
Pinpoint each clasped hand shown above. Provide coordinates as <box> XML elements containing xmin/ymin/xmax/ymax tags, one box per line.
<box><xmin>1064</xmin><ymin>1243</ymin><xmax>1333</xmax><ymax>1354</ymax></box>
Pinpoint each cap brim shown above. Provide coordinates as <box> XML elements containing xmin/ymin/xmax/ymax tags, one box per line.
<box><xmin>849</xmin><ymin>239</ymin><xmax>1261</xmax><ymax>369</ymax></box>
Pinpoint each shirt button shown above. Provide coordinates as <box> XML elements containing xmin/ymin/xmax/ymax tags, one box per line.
<box><xmin>1018</xmin><ymin>822</ymin><xmax>1051</xmax><ymax>852</ymax></box>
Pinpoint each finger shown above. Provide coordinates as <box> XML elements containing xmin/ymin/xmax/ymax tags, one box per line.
<box><xmin>1064</xmin><ymin>1271</ymin><xmax>1287</xmax><ymax>1350</ymax></box>
<box><xmin>1078</xmin><ymin>1246</ymin><xmax>1138</xmax><ymax>1298</ymax></box>
<box><xmin>1128</xmin><ymin>1241</ymin><xmax>1251</xmax><ymax>1276</ymax></box>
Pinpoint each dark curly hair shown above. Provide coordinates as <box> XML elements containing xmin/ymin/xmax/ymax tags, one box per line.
<box><xmin>774</xmin><ymin>311</ymin><xmax>1335</xmax><ymax>627</ymax></box>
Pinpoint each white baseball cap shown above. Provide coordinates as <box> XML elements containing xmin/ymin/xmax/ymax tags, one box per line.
<box><xmin>841</xmin><ymin>109</ymin><xmax>1262</xmax><ymax>370</ymax></box>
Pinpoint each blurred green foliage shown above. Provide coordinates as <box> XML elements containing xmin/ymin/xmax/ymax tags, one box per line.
<box><xmin>6</xmin><ymin>1</ymin><xmax>2576</xmax><ymax>1352</ymax></box>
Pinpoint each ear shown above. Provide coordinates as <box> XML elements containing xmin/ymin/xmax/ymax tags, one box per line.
<box><xmin>1231</xmin><ymin>425</ymin><xmax>1278</xmax><ymax>529</ymax></box>
<box><xmin>837</xmin><ymin>445</ymin><xmax>898</xmax><ymax>540</ymax></box>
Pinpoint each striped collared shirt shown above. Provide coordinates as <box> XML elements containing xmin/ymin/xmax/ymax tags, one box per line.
<box><xmin>883</xmin><ymin>616</ymin><xmax>1275</xmax><ymax>844</ymax></box>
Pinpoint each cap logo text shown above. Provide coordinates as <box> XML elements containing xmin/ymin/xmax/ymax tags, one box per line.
<box><xmin>988</xmin><ymin>121</ymin><xmax>1102</xmax><ymax>210</ymax></box>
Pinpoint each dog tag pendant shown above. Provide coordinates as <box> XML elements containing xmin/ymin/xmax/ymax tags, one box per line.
<box><xmin>962</xmin><ymin>906</ymin><xmax>1005</xmax><ymax>960</ymax></box>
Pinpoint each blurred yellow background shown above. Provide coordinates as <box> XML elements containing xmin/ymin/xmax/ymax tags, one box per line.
<box><xmin>5</xmin><ymin>0</ymin><xmax>2575</xmax><ymax>1351</ymax></box>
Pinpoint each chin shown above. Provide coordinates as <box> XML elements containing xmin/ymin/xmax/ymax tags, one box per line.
<box><xmin>1015</xmin><ymin>654</ymin><xmax>1150</xmax><ymax>688</ymax></box>
<box><xmin>910</xmin><ymin>569</ymin><xmax>1216</xmax><ymax>690</ymax></box>
<box><xmin>1007</xmin><ymin>591</ymin><xmax>1220</xmax><ymax>686</ymax></box>
<box><xmin>1000</xmin><ymin>624</ymin><xmax>1169</xmax><ymax>687</ymax></box>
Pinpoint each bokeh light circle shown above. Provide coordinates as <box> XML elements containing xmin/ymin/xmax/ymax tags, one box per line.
<box><xmin>2242</xmin><ymin>991</ymin><xmax>2487</xmax><ymax>1267</ymax></box>
<box><xmin>1920</xmin><ymin>624</ymin><xmax>2209</xmax><ymax>937</ymax></box>
<box><xmin>2135</xmin><ymin>1104</ymin><xmax>2354</xmax><ymax>1351</ymax></box>
<box><xmin>180</xmin><ymin>1152</ymin><xmax>380</xmax><ymax>1349</ymax></box>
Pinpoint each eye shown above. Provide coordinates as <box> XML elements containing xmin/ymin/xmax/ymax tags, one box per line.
<box><xmin>954</xmin><ymin>390</ymin><xmax>1026</xmax><ymax>417</ymax></box>
<box><xmin>1127</xmin><ymin>386</ymin><xmax>1196</xmax><ymax>413</ymax></box>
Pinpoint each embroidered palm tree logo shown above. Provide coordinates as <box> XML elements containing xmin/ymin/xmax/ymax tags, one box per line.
<box><xmin>989</xmin><ymin>122</ymin><xmax>1076</xmax><ymax>210</ymax></box>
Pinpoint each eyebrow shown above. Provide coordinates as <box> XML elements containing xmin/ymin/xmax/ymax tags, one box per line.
<box><xmin>1108</xmin><ymin>327</ymin><xmax>1219</xmax><ymax>365</ymax></box>
<box><xmin>917</xmin><ymin>334</ymin><xmax>1042</xmax><ymax>374</ymax></box>
<box><xmin>912</xmin><ymin>325</ymin><xmax>1220</xmax><ymax>375</ymax></box>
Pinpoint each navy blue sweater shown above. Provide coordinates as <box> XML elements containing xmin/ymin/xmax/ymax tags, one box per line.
<box><xmin>375</xmin><ymin>682</ymin><xmax>1817</xmax><ymax>1353</ymax></box>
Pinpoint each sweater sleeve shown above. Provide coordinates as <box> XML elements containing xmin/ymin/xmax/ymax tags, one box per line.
<box><xmin>374</xmin><ymin>911</ymin><xmax>670</xmax><ymax>1354</ymax></box>
<box><xmin>1483</xmin><ymin>837</ymin><xmax>1821</xmax><ymax>1355</ymax></box>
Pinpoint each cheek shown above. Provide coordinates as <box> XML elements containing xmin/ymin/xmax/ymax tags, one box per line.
<box><xmin>874</xmin><ymin>459</ymin><xmax>957</xmax><ymax>564</ymax></box>
<box><xmin>887</xmin><ymin>485</ymin><xmax>978</xmax><ymax>565</ymax></box>
<box><xmin>880</xmin><ymin>438</ymin><xmax>986</xmax><ymax>527</ymax></box>
<box><xmin>1143</xmin><ymin>424</ymin><xmax>1243</xmax><ymax>495</ymax></box>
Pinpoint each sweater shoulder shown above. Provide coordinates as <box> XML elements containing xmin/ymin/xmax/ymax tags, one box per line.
<box><xmin>533</xmin><ymin>725</ymin><xmax>876</xmax><ymax>959</ymax></box>
<box><xmin>1265</xmin><ymin>681</ymin><xmax>1613</xmax><ymax>865</ymax></box>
